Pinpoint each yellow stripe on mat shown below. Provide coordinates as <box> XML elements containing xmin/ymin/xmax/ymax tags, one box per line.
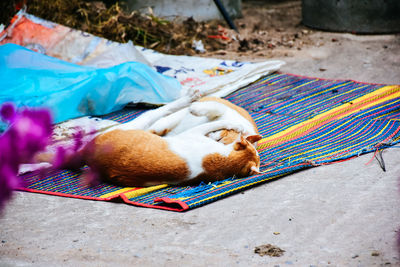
<box><xmin>335</xmin><ymin>85</ymin><xmax>400</xmax><ymax>119</ymax></box>
<box><xmin>123</xmin><ymin>184</ymin><xmax>169</xmax><ymax>199</ymax></box>
<box><xmin>258</xmin><ymin>85</ymin><xmax>400</xmax><ymax>149</ymax></box>
<box><xmin>100</xmin><ymin>187</ymin><xmax>135</xmax><ymax>199</ymax></box>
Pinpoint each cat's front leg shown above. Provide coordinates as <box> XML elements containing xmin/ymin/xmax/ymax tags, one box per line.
<box><xmin>189</xmin><ymin>101</ymin><xmax>225</xmax><ymax>120</ymax></box>
<box><xmin>158</xmin><ymin>89</ymin><xmax>201</xmax><ymax>113</ymax></box>
<box><xmin>182</xmin><ymin>120</ymin><xmax>244</xmax><ymax>136</ymax></box>
<box><xmin>106</xmin><ymin>91</ymin><xmax>201</xmax><ymax>132</ymax></box>
<box><xmin>148</xmin><ymin>108</ymin><xmax>189</xmax><ymax>136</ymax></box>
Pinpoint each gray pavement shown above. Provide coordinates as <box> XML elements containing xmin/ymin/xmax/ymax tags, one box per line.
<box><xmin>1</xmin><ymin>31</ymin><xmax>400</xmax><ymax>266</ymax></box>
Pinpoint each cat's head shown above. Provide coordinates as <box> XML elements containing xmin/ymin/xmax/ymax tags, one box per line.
<box><xmin>218</xmin><ymin>129</ymin><xmax>261</xmax><ymax>148</ymax></box>
<box><xmin>232</xmin><ymin>134</ymin><xmax>262</xmax><ymax>177</ymax></box>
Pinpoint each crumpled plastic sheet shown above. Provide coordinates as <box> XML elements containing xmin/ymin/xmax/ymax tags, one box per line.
<box><xmin>0</xmin><ymin>44</ymin><xmax>181</xmax><ymax>129</ymax></box>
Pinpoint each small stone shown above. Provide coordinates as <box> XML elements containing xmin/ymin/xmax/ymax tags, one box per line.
<box><xmin>371</xmin><ymin>250</ymin><xmax>380</xmax><ymax>256</ymax></box>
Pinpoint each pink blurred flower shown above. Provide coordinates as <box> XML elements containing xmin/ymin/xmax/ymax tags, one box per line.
<box><xmin>0</xmin><ymin>103</ymin><xmax>101</xmax><ymax>211</ymax></box>
<box><xmin>51</xmin><ymin>128</ymin><xmax>99</xmax><ymax>186</ymax></box>
<box><xmin>0</xmin><ymin>103</ymin><xmax>52</xmax><ymax>211</ymax></box>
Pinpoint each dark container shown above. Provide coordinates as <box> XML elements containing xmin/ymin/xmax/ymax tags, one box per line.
<box><xmin>302</xmin><ymin>0</ymin><xmax>400</xmax><ymax>33</ymax></box>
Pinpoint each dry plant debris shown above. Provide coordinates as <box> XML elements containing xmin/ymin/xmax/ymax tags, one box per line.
<box><xmin>1</xmin><ymin>0</ymin><xmax>314</xmax><ymax>58</ymax></box>
<box><xmin>25</xmin><ymin>0</ymin><xmax>227</xmax><ymax>55</ymax></box>
<box><xmin>254</xmin><ymin>244</ymin><xmax>285</xmax><ymax>257</ymax></box>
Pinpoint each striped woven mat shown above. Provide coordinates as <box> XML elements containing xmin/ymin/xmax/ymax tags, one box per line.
<box><xmin>19</xmin><ymin>73</ymin><xmax>400</xmax><ymax>211</ymax></box>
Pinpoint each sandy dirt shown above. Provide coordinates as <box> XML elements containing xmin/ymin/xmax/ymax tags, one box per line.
<box><xmin>203</xmin><ymin>0</ymin><xmax>315</xmax><ymax>60</ymax></box>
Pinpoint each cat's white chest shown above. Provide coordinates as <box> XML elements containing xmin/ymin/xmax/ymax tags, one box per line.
<box><xmin>165</xmin><ymin>134</ymin><xmax>232</xmax><ymax>179</ymax></box>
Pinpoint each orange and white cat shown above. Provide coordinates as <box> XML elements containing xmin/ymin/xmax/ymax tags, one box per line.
<box><xmin>84</xmin><ymin>93</ymin><xmax>262</xmax><ymax>186</ymax></box>
<box><xmin>86</xmin><ymin>120</ymin><xmax>260</xmax><ymax>186</ymax></box>
<box><xmin>34</xmin><ymin>93</ymin><xmax>262</xmax><ymax>186</ymax></box>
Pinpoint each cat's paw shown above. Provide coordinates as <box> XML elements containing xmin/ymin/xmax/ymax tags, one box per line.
<box><xmin>212</xmin><ymin>120</ymin><xmax>245</xmax><ymax>134</ymax></box>
<box><xmin>189</xmin><ymin>102</ymin><xmax>223</xmax><ymax>120</ymax></box>
<box><xmin>148</xmin><ymin>120</ymin><xmax>170</xmax><ymax>136</ymax></box>
<box><xmin>149</xmin><ymin>127</ymin><xmax>170</xmax><ymax>136</ymax></box>
<box><xmin>186</xmin><ymin>89</ymin><xmax>202</xmax><ymax>102</ymax></box>
<box><xmin>174</xmin><ymin>89</ymin><xmax>201</xmax><ymax>108</ymax></box>
<box><xmin>189</xmin><ymin>102</ymin><xmax>208</xmax><ymax>117</ymax></box>
<box><xmin>226</xmin><ymin>123</ymin><xmax>244</xmax><ymax>133</ymax></box>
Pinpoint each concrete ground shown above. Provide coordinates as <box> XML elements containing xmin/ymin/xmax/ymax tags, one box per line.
<box><xmin>1</xmin><ymin>31</ymin><xmax>400</xmax><ymax>266</ymax></box>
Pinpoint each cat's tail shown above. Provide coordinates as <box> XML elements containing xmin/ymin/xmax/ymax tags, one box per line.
<box><xmin>33</xmin><ymin>144</ymin><xmax>101</xmax><ymax>186</ymax></box>
<box><xmin>33</xmin><ymin>144</ymin><xmax>85</xmax><ymax>170</ymax></box>
<box><xmin>33</xmin><ymin>129</ymin><xmax>102</xmax><ymax>186</ymax></box>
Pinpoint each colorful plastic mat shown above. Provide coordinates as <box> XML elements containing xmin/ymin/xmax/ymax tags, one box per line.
<box><xmin>19</xmin><ymin>73</ymin><xmax>400</xmax><ymax>211</ymax></box>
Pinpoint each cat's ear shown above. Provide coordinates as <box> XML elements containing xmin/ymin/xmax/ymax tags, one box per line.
<box><xmin>246</xmin><ymin>134</ymin><xmax>262</xmax><ymax>144</ymax></box>
<box><xmin>234</xmin><ymin>135</ymin><xmax>248</xmax><ymax>150</ymax></box>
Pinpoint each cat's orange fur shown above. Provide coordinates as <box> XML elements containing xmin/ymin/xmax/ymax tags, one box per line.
<box><xmin>84</xmin><ymin>128</ymin><xmax>260</xmax><ymax>187</ymax></box>
<box><xmin>84</xmin><ymin>129</ymin><xmax>190</xmax><ymax>186</ymax></box>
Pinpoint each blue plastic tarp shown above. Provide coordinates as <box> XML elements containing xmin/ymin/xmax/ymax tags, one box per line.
<box><xmin>0</xmin><ymin>44</ymin><xmax>181</xmax><ymax>128</ymax></box>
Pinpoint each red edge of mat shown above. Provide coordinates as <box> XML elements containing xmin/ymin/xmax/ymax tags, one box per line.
<box><xmin>121</xmin><ymin>194</ymin><xmax>189</xmax><ymax>212</ymax></box>
<box><xmin>17</xmin><ymin>187</ymin><xmax>189</xmax><ymax>212</ymax></box>
<box><xmin>17</xmin><ymin>187</ymin><xmax>120</xmax><ymax>201</ymax></box>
